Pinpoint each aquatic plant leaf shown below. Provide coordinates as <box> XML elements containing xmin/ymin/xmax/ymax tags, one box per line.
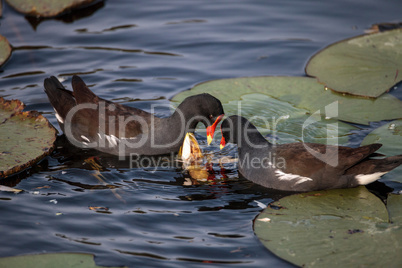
<box><xmin>179</xmin><ymin>132</ymin><xmax>203</xmax><ymax>163</ymax></box>
<box><xmin>361</xmin><ymin>120</ymin><xmax>402</xmax><ymax>156</ymax></box>
<box><xmin>0</xmin><ymin>185</ymin><xmax>23</xmax><ymax>193</ymax></box>
<box><xmin>172</xmin><ymin>76</ymin><xmax>402</xmax><ymax>126</ymax></box>
<box><xmin>387</xmin><ymin>193</ymin><xmax>402</xmax><ymax>224</ymax></box>
<box><xmin>0</xmin><ymin>97</ymin><xmax>57</xmax><ymax>178</ymax></box>
<box><xmin>361</xmin><ymin>120</ymin><xmax>402</xmax><ymax>183</ymax></box>
<box><xmin>0</xmin><ymin>34</ymin><xmax>12</xmax><ymax>67</ymax></box>
<box><xmin>0</xmin><ymin>252</ymin><xmax>125</xmax><ymax>268</ymax></box>
<box><xmin>306</xmin><ymin>29</ymin><xmax>402</xmax><ymax>98</ymax></box>
<box><xmin>254</xmin><ymin>187</ymin><xmax>402</xmax><ymax>267</ymax></box>
<box><xmin>5</xmin><ymin>0</ymin><xmax>98</xmax><ymax>17</ymax></box>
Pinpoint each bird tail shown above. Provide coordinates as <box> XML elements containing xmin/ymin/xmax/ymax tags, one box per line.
<box><xmin>346</xmin><ymin>155</ymin><xmax>402</xmax><ymax>185</ymax></box>
<box><xmin>44</xmin><ymin>76</ymin><xmax>76</xmax><ymax>130</ymax></box>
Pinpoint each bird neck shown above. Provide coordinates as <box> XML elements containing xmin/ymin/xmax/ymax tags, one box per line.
<box><xmin>148</xmin><ymin>108</ymin><xmax>198</xmax><ymax>151</ymax></box>
<box><xmin>236</xmin><ymin>125</ymin><xmax>271</xmax><ymax>154</ymax></box>
<box><xmin>169</xmin><ymin>105</ymin><xmax>199</xmax><ymax>132</ymax></box>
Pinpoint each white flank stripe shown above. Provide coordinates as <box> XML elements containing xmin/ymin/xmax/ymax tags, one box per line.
<box><xmin>54</xmin><ymin>110</ymin><xmax>64</xmax><ymax>124</ymax></box>
<box><xmin>355</xmin><ymin>172</ymin><xmax>387</xmax><ymax>185</ymax></box>
<box><xmin>80</xmin><ymin>135</ymin><xmax>90</xmax><ymax>142</ymax></box>
<box><xmin>111</xmin><ymin>135</ymin><xmax>119</xmax><ymax>146</ymax></box>
<box><xmin>275</xmin><ymin>169</ymin><xmax>313</xmax><ymax>185</ymax></box>
<box><xmin>253</xmin><ymin>200</ymin><xmax>267</xmax><ymax>209</ymax></box>
<box><xmin>105</xmin><ymin>134</ymin><xmax>119</xmax><ymax>147</ymax></box>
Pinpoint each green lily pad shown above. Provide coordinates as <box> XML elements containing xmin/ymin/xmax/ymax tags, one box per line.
<box><xmin>0</xmin><ymin>252</ymin><xmax>125</xmax><ymax>268</ymax></box>
<box><xmin>361</xmin><ymin>120</ymin><xmax>402</xmax><ymax>156</ymax></box>
<box><xmin>0</xmin><ymin>34</ymin><xmax>12</xmax><ymax>67</ymax></box>
<box><xmin>254</xmin><ymin>187</ymin><xmax>402</xmax><ymax>267</ymax></box>
<box><xmin>5</xmin><ymin>0</ymin><xmax>98</xmax><ymax>17</ymax></box>
<box><xmin>219</xmin><ymin>93</ymin><xmax>356</xmax><ymax>145</ymax></box>
<box><xmin>0</xmin><ymin>97</ymin><xmax>57</xmax><ymax>178</ymax></box>
<box><xmin>306</xmin><ymin>29</ymin><xmax>402</xmax><ymax>98</ymax></box>
<box><xmin>172</xmin><ymin>76</ymin><xmax>402</xmax><ymax>126</ymax></box>
<box><xmin>361</xmin><ymin>120</ymin><xmax>402</xmax><ymax>183</ymax></box>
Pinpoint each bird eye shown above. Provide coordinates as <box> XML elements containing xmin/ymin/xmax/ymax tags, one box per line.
<box><xmin>209</xmin><ymin>114</ymin><xmax>213</xmax><ymax>119</ymax></box>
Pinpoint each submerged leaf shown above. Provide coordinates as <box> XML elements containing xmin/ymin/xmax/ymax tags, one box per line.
<box><xmin>306</xmin><ymin>29</ymin><xmax>402</xmax><ymax>98</ymax></box>
<box><xmin>179</xmin><ymin>132</ymin><xmax>203</xmax><ymax>164</ymax></box>
<box><xmin>179</xmin><ymin>132</ymin><xmax>209</xmax><ymax>180</ymax></box>
<box><xmin>254</xmin><ymin>187</ymin><xmax>402</xmax><ymax>267</ymax></box>
<box><xmin>0</xmin><ymin>97</ymin><xmax>57</xmax><ymax>178</ymax></box>
<box><xmin>0</xmin><ymin>185</ymin><xmax>23</xmax><ymax>193</ymax></box>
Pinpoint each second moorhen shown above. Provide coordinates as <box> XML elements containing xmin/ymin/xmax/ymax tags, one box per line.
<box><xmin>220</xmin><ymin>115</ymin><xmax>402</xmax><ymax>191</ymax></box>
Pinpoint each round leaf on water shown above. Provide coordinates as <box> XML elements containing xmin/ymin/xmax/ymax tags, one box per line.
<box><xmin>0</xmin><ymin>252</ymin><xmax>124</xmax><ymax>268</ymax></box>
<box><xmin>361</xmin><ymin>120</ymin><xmax>402</xmax><ymax>183</ymax></box>
<box><xmin>172</xmin><ymin>76</ymin><xmax>402</xmax><ymax>126</ymax></box>
<box><xmin>361</xmin><ymin>120</ymin><xmax>402</xmax><ymax>156</ymax></box>
<box><xmin>306</xmin><ymin>29</ymin><xmax>402</xmax><ymax>98</ymax></box>
<box><xmin>220</xmin><ymin>93</ymin><xmax>355</xmax><ymax>145</ymax></box>
<box><xmin>387</xmin><ymin>193</ymin><xmax>402</xmax><ymax>224</ymax></box>
<box><xmin>0</xmin><ymin>97</ymin><xmax>57</xmax><ymax>178</ymax></box>
<box><xmin>254</xmin><ymin>187</ymin><xmax>402</xmax><ymax>267</ymax></box>
<box><xmin>0</xmin><ymin>34</ymin><xmax>12</xmax><ymax>67</ymax></box>
<box><xmin>5</xmin><ymin>0</ymin><xmax>98</xmax><ymax>17</ymax></box>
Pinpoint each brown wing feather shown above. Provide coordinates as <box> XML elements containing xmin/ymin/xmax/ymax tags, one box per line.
<box><xmin>71</xmin><ymin>75</ymin><xmax>153</xmax><ymax>138</ymax></box>
<box><xmin>274</xmin><ymin>143</ymin><xmax>382</xmax><ymax>177</ymax></box>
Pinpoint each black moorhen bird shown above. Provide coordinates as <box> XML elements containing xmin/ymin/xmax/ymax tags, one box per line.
<box><xmin>44</xmin><ymin>75</ymin><xmax>224</xmax><ymax>156</ymax></box>
<box><xmin>220</xmin><ymin>115</ymin><xmax>402</xmax><ymax>192</ymax></box>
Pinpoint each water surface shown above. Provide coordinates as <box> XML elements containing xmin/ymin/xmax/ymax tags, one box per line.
<box><xmin>0</xmin><ymin>1</ymin><xmax>401</xmax><ymax>267</ymax></box>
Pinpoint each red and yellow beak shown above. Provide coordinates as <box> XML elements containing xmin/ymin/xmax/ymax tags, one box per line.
<box><xmin>220</xmin><ymin>136</ymin><xmax>226</xmax><ymax>150</ymax></box>
<box><xmin>206</xmin><ymin>114</ymin><xmax>224</xmax><ymax>145</ymax></box>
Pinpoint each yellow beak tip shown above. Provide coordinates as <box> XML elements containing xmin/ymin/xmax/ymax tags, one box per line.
<box><xmin>220</xmin><ymin>144</ymin><xmax>224</xmax><ymax>150</ymax></box>
<box><xmin>207</xmin><ymin>135</ymin><xmax>213</xmax><ymax>146</ymax></box>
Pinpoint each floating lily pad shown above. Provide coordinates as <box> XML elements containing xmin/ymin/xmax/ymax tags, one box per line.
<box><xmin>306</xmin><ymin>29</ymin><xmax>402</xmax><ymax>98</ymax></box>
<box><xmin>172</xmin><ymin>76</ymin><xmax>402</xmax><ymax>126</ymax></box>
<box><xmin>0</xmin><ymin>97</ymin><xmax>57</xmax><ymax>178</ymax></box>
<box><xmin>361</xmin><ymin>120</ymin><xmax>402</xmax><ymax>183</ymax></box>
<box><xmin>0</xmin><ymin>34</ymin><xmax>12</xmax><ymax>67</ymax></box>
<box><xmin>361</xmin><ymin>120</ymin><xmax>402</xmax><ymax>156</ymax></box>
<box><xmin>0</xmin><ymin>252</ymin><xmax>124</xmax><ymax>268</ymax></box>
<box><xmin>221</xmin><ymin>93</ymin><xmax>356</xmax><ymax>145</ymax></box>
<box><xmin>5</xmin><ymin>0</ymin><xmax>98</xmax><ymax>17</ymax></box>
<box><xmin>254</xmin><ymin>187</ymin><xmax>402</xmax><ymax>267</ymax></box>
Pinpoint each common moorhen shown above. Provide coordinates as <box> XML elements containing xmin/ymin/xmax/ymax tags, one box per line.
<box><xmin>44</xmin><ymin>75</ymin><xmax>224</xmax><ymax>156</ymax></box>
<box><xmin>220</xmin><ymin>115</ymin><xmax>402</xmax><ymax>191</ymax></box>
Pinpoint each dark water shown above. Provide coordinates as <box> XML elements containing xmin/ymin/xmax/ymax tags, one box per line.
<box><xmin>0</xmin><ymin>0</ymin><xmax>401</xmax><ymax>267</ymax></box>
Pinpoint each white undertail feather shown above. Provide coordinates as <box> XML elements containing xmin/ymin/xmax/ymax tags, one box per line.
<box><xmin>355</xmin><ymin>172</ymin><xmax>387</xmax><ymax>185</ymax></box>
